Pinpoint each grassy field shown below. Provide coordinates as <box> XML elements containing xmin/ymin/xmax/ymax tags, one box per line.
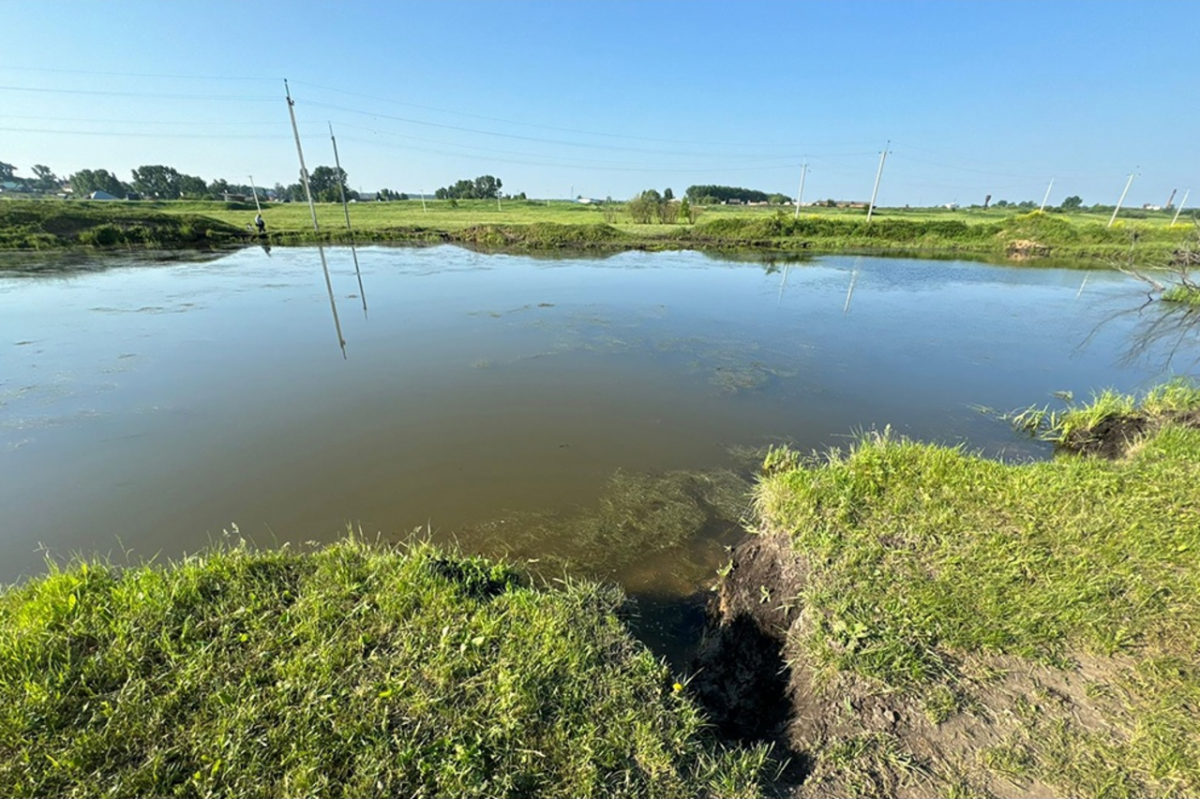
<box><xmin>755</xmin><ymin>383</ymin><xmax>1200</xmax><ymax>797</ymax></box>
<box><xmin>0</xmin><ymin>539</ymin><xmax>770</xmax><ymax>798</ymax></box>
<box><xmin>3</xmin><ymin>197</ymin><xmax>1197</xmax><ymax>266</ymax></box>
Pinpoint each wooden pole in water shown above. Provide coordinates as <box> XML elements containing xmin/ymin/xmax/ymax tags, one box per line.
<box><xmin>794</xmin><ymin>160</ymin><xmax>807</xmax><ymax>219</ymax></box>
<box><xmin>285</xmin><ymin>80</ymin><xmax>346</xmax><ymax>358</ymax></box>
<box><xmin>866</xmin><ymin>142</ymin><xmax>889</xmax><ymax>223</ymax></box>
<box><xmin>329</xmin><ymin>122</ymin><xmax>368</xmax><ymax>316</ymax></box>
<box><xmin>1109</xmin><ymin>171</ymin><xmax>1136</xmax><ymax>228</ymax></box>
<box><xmin>1172</xmin><ymin>190</ymin><xmax>1190</xmax><ymax>226</ymax></box>
<box><xmin>248</xmin><ymin>174</ymin><xmax>264</xmax><ymax>215</ymax></box>
<box><xmin>1040</xmin><ymin>178</ymin><xmax>1054</xmax><ymax>212</ymax></box>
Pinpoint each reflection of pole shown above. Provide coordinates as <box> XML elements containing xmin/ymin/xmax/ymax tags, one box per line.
<box><xmin>330</xmin><ymin>123</ymin><xmax>368</xmax><ymax>317</ymax></box>
<box><xmin>1109</xmin><ymin>171</ymin><xmax>1136</xmax><ymax>227</ymax></box>
<box><xmin>777</xmin><ymin>263</ymin><xmax>790</xmax><ymax>305</ymax></box>
<box><xmin>1039</xmin><ymin>178</ymin><xmax>1054</xmax><ymax>212</ymax></box>
<box><xmin>843</xmin><ymin>262</ymin><xmax>860</xmax><ymax>314</ymax></box>
<box><xmin>1172</xmin><ymin>189</ymin><xmax>1190</xmax><ymax>226</ymax></box>
<box><xmin>248</xmin><ymin>174</ymin><xmax>263</xmax><ymax>215</ymax></box>
<box><xmin>1076</xmin><ymin>274</ymin><xmax>1089</xmax><ymax>298</ymax></box>
<box><xmin>319</xmin><ymin>244</ymin><xmax>347</xmax><ymax>359</ymax></box>
<box><xmin>794</xmin><ymin>160</ymin><xmax>807</xmax><ymax>219</ymax></box>
<box><xmin>866</xmin><ymin>142</ymin><xmax>889</xmax><ymax>222</ymax></box>
<box><xmin>285</xmin><ymin>80</ymin><xmax>346</xmax><ymax>357</ymax></box>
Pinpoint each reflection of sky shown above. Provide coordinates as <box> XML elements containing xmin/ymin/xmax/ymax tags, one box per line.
<box><xmin>0</xmin><ymin>246</ymin><xmax>1195</xmax><ymax>584</ymax></box>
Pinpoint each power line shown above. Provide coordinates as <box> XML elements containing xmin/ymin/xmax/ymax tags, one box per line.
<box><xmin>0</xmin><ymin>85</ymin><xmax>275</xmax><ymax>101</ymax></box>
<box><xmin>0</xmin><ymin>64</ymin><xmax>273</xmax><ymax>82</ymax></box>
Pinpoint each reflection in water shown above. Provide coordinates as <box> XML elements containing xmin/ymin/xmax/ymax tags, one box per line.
<box><xmin>1079</xmin><ymin>293</ymin><xmax>1200</xmax><ymax>373</ymax></box>
<box><xmin>843</xmin><ymin>257</ymin><xmax>861</xmax><ymax>315</ymax></box>
<box><xmin>349</xmin><ymin>242</ymin><xmax>368</xmax><ymax>318</ymax></box>
<box><xmin>317</xmin><ymin>245</ymin><xmax>347</xmax><ymax>358</ymax></box>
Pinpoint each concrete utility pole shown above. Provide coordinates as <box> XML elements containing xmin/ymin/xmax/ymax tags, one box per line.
<box><xmin>248</xmin><ymin>174</ymin><xmax>263</xmax><ymax>215</ymax></box>
<box><xmin>1166</xmin><ymin>188</ymin><xmax>1177</xmax><ymax>209</ymax></box>
<box><xmin>285</xmin><ymin>79</ymin><xmax>346</xmax><ymax>358</ymax></box>
<box><xmin>1109</xmin><ymin>171</ymin><xmax>1137</xmax><ymax>228</ymax></box>
<box><xmin>1172</xmin><ymin>189</ymin><xmax>1190</xmax><ymax>226</ymax></box>
<box><xmin>794</xmin><ymin>160</ymin><xmax>808</xmax><ymax>219</ymax></box>
<box><xmin>1040</xmin><ymin>178</ymin><xmax>1054</xmax><ymax>212</ymax></box>
<box><xmin>866</xmin><ymin>142</ymin><xmax>889</xmax><ymax>223</ymax></box>
<box><xmin>329</xmin><ymin>122</ymin><xmax>368</xmax><ymax>317</ymax></box>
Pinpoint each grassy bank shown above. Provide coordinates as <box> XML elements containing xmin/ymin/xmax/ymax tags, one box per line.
<box><xmin>0</xmin><ymin>201</ymin><xmax>244</xmax><ymax>250</ymax></box>
<box><xmin>0</xmin><ymin>540</ymin><xmax>769</xmax><ymax>798</ymax></box>
<box><xmin>3</xmin><ymin>198</ymin><xmax>1196</xmax><ymax>265</ymax></box>
<box><xmin>755</xmin><ymin>384</ymin><xmax>1200</xmax><ymax>797</ymax></box>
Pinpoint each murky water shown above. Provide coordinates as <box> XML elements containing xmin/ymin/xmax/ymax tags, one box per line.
<box><xmin>2</xmin><ymin>246</ymin><xmax>1195</xmax><ymax>606</ymax></box>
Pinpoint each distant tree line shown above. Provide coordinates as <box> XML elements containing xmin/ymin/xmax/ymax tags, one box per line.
<box><xmin>434</xmin><ymin>175</ymin><xmax>503</xmax><ymax>200</ymax></box>
<box><xmin>685</xmin><ymin>185</ymin><xmax>786</xmax><ymax>205</ymax></box>
<box><xmin>0</xmin><ymin>158</ymin><xmax>367</xmax><ymax>204</ymax></box>
<box><xmin>627</xmin><ymin>188</ymin><xmax>698</xmax><ymax>224</ymax></box>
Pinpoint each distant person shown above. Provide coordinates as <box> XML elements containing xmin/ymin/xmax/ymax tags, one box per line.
<box><xmin>254</xmin><ymin>213</ymin><xmax>266</xmax><ymax>235</ymax></box>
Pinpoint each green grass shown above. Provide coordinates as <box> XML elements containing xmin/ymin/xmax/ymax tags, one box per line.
<box><xmin>1162</xmin><ymin>283</ymin><xmax>1200</xmax><ymax>306</ymax></box>
<box><xmin>0</xmin><ymin>538</ymin><xmax>770</xmax><ymax>798</ymax></box>
<box><xmin>0</xmin><ymin>200</ymin><xmax>243</xmax><ymax>250</ymax></box>
<box><xmin>4</xmin><ymin>198</ymin><xmax>1196</xmax><ymax>264</ymax></box>
<box><xmin>755</xmin><ymin>389</ymin><xmax>1200</xmax><ymax>796</ymax></box>
<box><xmin>1006</xmin><ymin>378</ymin><xmax>1200</xmax><ymax>447</ymax></box>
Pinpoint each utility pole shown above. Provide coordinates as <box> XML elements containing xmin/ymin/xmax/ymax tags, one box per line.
<box><xmin>1172</xmin><ymin>189</ymin><xmax>1190</xmax><ymax>226</ymax></box>
<box><xmin>421</xmin><ymin>191</ymin><xmax>427</xmax><ymax>213</ymax></box>
<box><xmin>1040</xmin><ymin>178</ymin><xmax>1054</xmax><ymax>212</ymax></box>
<box><xmin>1109</xmin><ymin>170</ymin><xmax>1137</xmax><ymax>228</ymax></box>
<box><xmin>866</xmin><ymin>141</ymin><xmax>889</xmax><ymax>223</ymax></box>
<box><xmin>794</xmin><ymin>160</ymin><xmax>807</xmax><ymax>219</ymax></box>
<box><xmin>1166</xmin><ymin>188</ymin><xmax>1177</xmax><ymax>210</ymax></box>
<box><xmin>285</xmin><ymin>79</ymin><xmax>346</xmax><ymax>358</ymax></box>
<box><xmin>329</xmin><ymin>122</ymin><xmax>368</xmax><ymax>317</ymax></box>
<box><xmin>248</xmin><ymin>174</ymin><xmax>263</xmax><ymax>215</ymax></box>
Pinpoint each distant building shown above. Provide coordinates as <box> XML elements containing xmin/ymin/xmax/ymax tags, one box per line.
<box><xmin>87</xmin><ymin>190</ymin><xmax>120</xmax><ymax>200</ymax></box>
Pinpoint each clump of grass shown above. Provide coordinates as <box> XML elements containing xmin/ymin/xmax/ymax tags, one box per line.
<box><xmin>755</xmin><ymin>399</ymin><xmax>1200</xmax><ymax>795</ymax></box>
<box><xmin>1162</xmin><ymin>283</ymin><xmax>1200</xmax><ymax>306</ymax></box>
<box><xmin>1004</xmin><ymin>378</ymin><xmax>1200</xmax><ymax>448</ymax></box>
<box><xmin>0</xmin><ymin>538</ymin><xmax>769</xmax><ymax>798</ymax></box>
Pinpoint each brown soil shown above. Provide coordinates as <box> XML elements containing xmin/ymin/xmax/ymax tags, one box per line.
<box><xmin>1005</xmin><ymin>239</ymin><xmax>1052</xmax><ymax>260</ymax></box>
<box><xmin>1060</xmin><ymin>409</ymin><xmax>1200</xmax><ymax>459</ymax></box>
<box><xmin>693</xmin><ymin>533</ymin><xmax>1142</xmax><ymax>797</ymax></box>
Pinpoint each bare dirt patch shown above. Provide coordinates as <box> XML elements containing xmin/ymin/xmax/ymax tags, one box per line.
<box><xmin>695</xmin><ymin>533</ymin><xmax>1146</xmax><ymax>797</ymax></box>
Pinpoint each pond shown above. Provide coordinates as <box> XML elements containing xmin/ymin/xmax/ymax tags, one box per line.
<box><xmin>2</xmin><ymin>245</ymin><xmax>1195</xmax><ymax>642</ymax></box>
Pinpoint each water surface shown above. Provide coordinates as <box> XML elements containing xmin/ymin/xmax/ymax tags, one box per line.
<box><xmin>2</xmin><ymin>246</ymin><xmax>1194</xmax><ymax>600</ymax></box>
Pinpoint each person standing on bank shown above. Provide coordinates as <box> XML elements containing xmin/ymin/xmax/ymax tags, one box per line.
<box><xmin>254</xmin><ymin>213</ymin><xmax>266</xmax><ymax>235</ymax></box>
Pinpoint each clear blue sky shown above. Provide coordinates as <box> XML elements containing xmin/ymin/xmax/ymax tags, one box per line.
<box><xmin>4</xmin><ymin>0</ymin><xmax>1196</xmax><ymax>206</ymax></box>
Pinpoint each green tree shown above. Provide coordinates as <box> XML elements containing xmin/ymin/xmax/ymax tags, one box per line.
<box><xmin>31</xmin><ymin>165</ymin><xmax>58</xmax><ymax>192</ymax></box>
<box><xmin>663</xmin><ymin>187</ymin><xmax>674</xmax><ymax>201</ymax></box>
<box><xmin>177</xmin><ymin>174</ymin><xmax>208</xmax><ymax>199</ymax></box>
<box><xmin>679</xmin><ymin>196</ymin><xmax>694</xmax><ymax>224</ymax></box>
<box><xmin>69</xmin><ymin>169</ymin><xmax>126</xmax><ymax>198</ymax></box>
<box><xmin>0</xmin><ymin>162</ymin><xmax>14</xmax><ymax>181</ymax></box>
<box><xmin>473</xmin><ymin>175</ymin><xmax>502</xmax><ymax>199</ymax></box>
<box><xmin>131</xmin><ymin>165</ymin><xmax>183</xmax><ymax>199</ymax></box>
<box><xmin>435</xmin><ymin>175</ymin><xmax>504</xmax><ymax>200</ymax></box>
<box><xmin>308</xmin><ymin>166</ymin><xmax>352</xmax><ymax>203</ymax></box>
<box><xmin>1061</xmin><ymin>195</ymin><xmax>1083</xmax><ymax>210</ymax></box>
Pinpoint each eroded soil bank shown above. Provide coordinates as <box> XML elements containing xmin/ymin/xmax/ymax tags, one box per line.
<box><xmin>690</xmin><ymin>407</ymin><xmax>1200</xmax><ymax>797</ymax></box>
